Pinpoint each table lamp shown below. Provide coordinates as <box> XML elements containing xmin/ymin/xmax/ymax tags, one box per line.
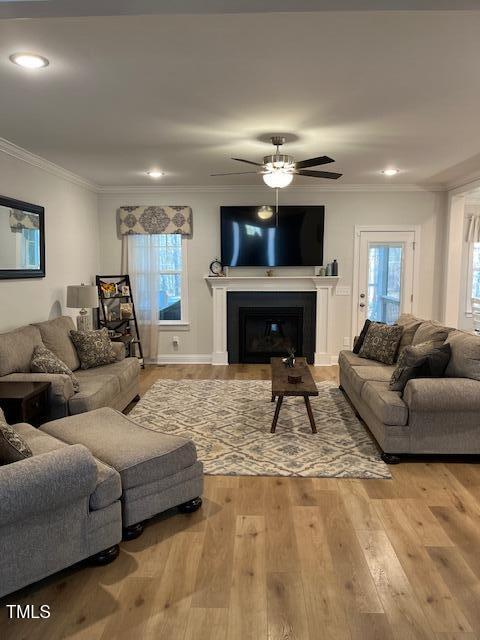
<box><xmin>66</xmin><ymin>284</ymin><xmax>99</xmax><ymax>331</ymax></box>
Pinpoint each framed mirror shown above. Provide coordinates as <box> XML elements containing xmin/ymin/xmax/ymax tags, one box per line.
<box><xmin>0</xmin><ymin>195</ymin><xmax>45</xmax><ymax>279</ymax></box>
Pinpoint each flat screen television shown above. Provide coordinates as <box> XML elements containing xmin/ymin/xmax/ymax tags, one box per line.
<box><xmin>220</xmin><ymin>205</ymin><xmax>325</xmax><ymax>267</ymax></box>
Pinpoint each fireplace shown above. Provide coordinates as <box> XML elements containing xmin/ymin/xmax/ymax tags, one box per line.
<box><xmin>227</xmin><ymin>291</ymin><xmax>316</xmax><ymax>364</ymax></box>
<box><xmin>239</xmin><ymin>307</ymin><xmax>303</xmax><ymax>363</ymax></box>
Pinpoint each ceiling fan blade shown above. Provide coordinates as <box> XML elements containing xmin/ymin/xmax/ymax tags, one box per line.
<box><xmin>210</xmin><ymin>171</ymin><xmax>258</xmax><ymax>176</ymax></box>
<box><xmin>296</xmin><ymin>169</ymin><xmax>342</xmax><ymax>179</ymax></box>
<box><xmin>231</xmin><ymin>157</ymin><xmax>263</xmax><ymax>167</ymax></box>
<box><xmin>295</xmin><ymin>156</ymin><xmax>335</xmax><ymax>169</ymax></box>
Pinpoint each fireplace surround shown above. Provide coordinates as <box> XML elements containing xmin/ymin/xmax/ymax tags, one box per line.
<box><xmin>227</xmin><ymin>292</ymin><xmax>316</xmax><ymax>364</ymax></box>
<box><xmin>206</xmin><ymin>275</ymin><xmax>339</xmax><ymax>365</ymax></box>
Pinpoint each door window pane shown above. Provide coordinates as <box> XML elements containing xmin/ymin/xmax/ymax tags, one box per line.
<box><xmin>472</xmin><ymin>243</ymin><xmax>480</xmax><ymax>299</ymax></box>
<box><xmin>368</xmin><ymin>244</ymin><xmax>403</xmax><ymax>324</ymax></box>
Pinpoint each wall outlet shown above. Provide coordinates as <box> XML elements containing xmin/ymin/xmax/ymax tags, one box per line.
<box><xmin>336</xmin><ymin>286</ymin><xmax>351</xmax><ymax>296</ymax></box>
<box><xmin>343</xmin><ymin>337</ymin><xmax>351</xmax><ymax>347</ymax></box>
<box><xmin>172</xmin><ymin>336</ymin><xmax>180</xmax><ymax>346</ymax></box>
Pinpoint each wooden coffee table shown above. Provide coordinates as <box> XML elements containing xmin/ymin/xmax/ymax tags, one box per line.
<box><xmin>270</xmin><ymin>357</ymin><xmax>319</xmax><ymax>434</ymax></box>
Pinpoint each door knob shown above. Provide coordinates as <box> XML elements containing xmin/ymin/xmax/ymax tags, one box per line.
<box><xmin>359</xmin><ymin>303</ymin><xmax>366</xmax><ymax>308</ymax></box>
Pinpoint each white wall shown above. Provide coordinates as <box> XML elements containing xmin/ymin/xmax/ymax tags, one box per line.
<box><xmin>99</xmin><ymin>188</ymin><xmax>447</xmax><ymax>360</ymax></box>
<box><xmin>0</xmin><ymin>152</ymin><xmax>99</xmax><ymax>332</ymax></box>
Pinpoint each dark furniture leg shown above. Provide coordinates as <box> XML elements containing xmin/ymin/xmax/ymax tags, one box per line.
<box><xmin>90</xmin><ymin>544</ymin><xmax>119</xmax><ymax>566</ymax></box>
<box><xmin>303</xmin><ymin>396</ymin><xmax>317</xmax><ymax>434</ymax></box>
<box><xmin>271</xmin><ymin>395</ymin><xmax>284</xmax><ymax>433</ymax></box>
<box><xmin>122</xmin><ymin>522</ymin><xmax>144</xmax><ymax>540</ymax></box>
<box><xmin>381</xmin><ymin>452</ymin><xmax>401</xmax><ymax>465</ymax></box>
<box><xmin>179</xmin><ymin>497</ymin><xmax>203</xmax><ymax>513</ymax></box>
<box><xmin>271</xmin><ymin>394</ymin><xmax>275</xmax><ymax>402</ymax></box>
<box><xmin>338</xmin><ymin>384</ymin><xmax>344</xmax><ymax>391</ymax></box>
<box><xmin>133</xmin><ymin>394</ymin><xmax>141</xmax><ymax>402</ymax></box>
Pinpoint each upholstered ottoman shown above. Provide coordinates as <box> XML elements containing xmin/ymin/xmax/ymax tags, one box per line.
<box><xmin>40</xmin><ymin>407</ymin><xmax>203</xmax><ymax>539</ymax></box>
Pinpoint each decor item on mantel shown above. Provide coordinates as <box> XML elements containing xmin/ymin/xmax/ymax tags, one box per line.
<box><xmin>66</xmin><ymin>284</ymin><xmax>99</xmax><ymax>331</ymax></box>
<box><xmin>117</xmin><ymin>206</ymin><xmax>192</xmax><ymax>236</ymax></box>
<box><xmin>209</xmin><ymin>259</ymin><xmax>224</xmax><ymax>277</ymax></box>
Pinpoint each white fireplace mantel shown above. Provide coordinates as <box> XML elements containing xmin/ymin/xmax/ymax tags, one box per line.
<box><xmin>205</xmin><ymin>275</ymin><xmax>339</xmax><ymax>366</ymax></box>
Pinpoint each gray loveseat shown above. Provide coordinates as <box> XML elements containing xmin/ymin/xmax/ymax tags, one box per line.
<box><xmin>339</xmin><ymin>314</ymin><xmax>480</xmax><ymax>462</ymax></box>
<box><xmin>0</xmin><ymin>316</ymin><xmax>140</xmax><ymax>419</ymax></box>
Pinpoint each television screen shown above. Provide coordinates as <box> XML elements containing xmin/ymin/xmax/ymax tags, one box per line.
<box><xmin>220</xmin><ymin>206</ymin><xmax>325</xmax><ymax>267</ymax></box>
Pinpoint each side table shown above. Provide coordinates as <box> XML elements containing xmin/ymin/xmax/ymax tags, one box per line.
<box><xmin>0</xmin><ymin>381</ymin><xmax>51</xmax><ymax>427</ymax></box>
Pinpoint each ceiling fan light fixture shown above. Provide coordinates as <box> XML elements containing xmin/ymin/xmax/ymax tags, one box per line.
<box><xmin>263</xmin><ymin>170</ymin><xmax>294</xmax><ymax>189</ymax></box>
<box><xmin>257</xmin><ymin>205</ymin><xmax>274</xmax><ymax>220</ymax></box>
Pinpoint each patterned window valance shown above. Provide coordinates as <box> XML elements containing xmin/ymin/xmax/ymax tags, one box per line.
<box><xmin>118</xmin><ymin>206</ymin><xmax>192</xmax><ymax>237</ymax></box>
<box><xmin>9</xmin><ymin>209</ymin><xmax>39</xmax><ymax>233</ymax></box>
<box><xmin>466</xmin><ymin>215</ymin><xmax>480</xmax><ymax>243</ymax></box>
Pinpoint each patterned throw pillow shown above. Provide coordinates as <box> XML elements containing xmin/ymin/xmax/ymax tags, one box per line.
<box><xmin>31</xmin><ymin>345</ymin><xmax>80</xmax><ymax>393</ymax></box>
<box><xmin>0</xmin><ymin>410</ymin><xmax>33</xmax><ymax>465</ymax></box>
<box><xmin>359</xmin><ymin>323</ymin><xmax>403</xmax><ymax>365</ymax></box>
<box><xmin>70</xmin><ymin>328</ymin><xmax>116</xmax><ymax>370</ymax></box>
<box><xmin>389</xmin><ymin>341</ymin><xmax>451</xmax><ymax>392</ymax></box>
<box><xmin>353</xmin><ymin>319</ymin><xmax>372</xmax><ymax>354</ymax></box>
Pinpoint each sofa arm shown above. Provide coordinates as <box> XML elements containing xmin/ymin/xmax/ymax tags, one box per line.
<box><xmin>111</xmin><ymin>341</ymin><xmax>126</xmax><ymax>361</ymax></box>
<box><xmin>1</xmin><ymin>372</ymin><xmax>75</xmax><ymax>405</ymax></box>
<box><xmin>0</xmin><ymin>445</ymin><xmax>97</xmax><ymax>527</ymax></box>
<box><xmin>403</xmin><ymin>378</ymin><xmax>480</xmax><ymax>412</ymax></box>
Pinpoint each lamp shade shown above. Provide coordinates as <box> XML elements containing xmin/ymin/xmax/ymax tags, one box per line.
<box><xmin>66</xmin><ymin>284</ymin><xmax>99</xmax><ymax>309</ymax></box>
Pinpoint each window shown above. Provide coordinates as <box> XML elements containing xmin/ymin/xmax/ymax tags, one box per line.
<box><xmin>20</xmin><ymin>229</ymin><xmax>40</xmax><ymax>269</ymax></box>
<box><xmin>128</xmin><ymin>234</ymin><xmax>188</xmax><ymax>325</ymax></box>
<box><xmin>466</xmin><ymin>242</ymin><xmax>480</xmax><ymax>313</ymax></box>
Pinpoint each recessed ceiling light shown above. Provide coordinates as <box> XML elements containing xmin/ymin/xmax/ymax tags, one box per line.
<box><xmin>381</xmin><ymin>168</ymin><xmax>400</xmax><ymax>176</ymax></box>
<box><xmin>9</xmin><ymin>52</ymin><xmax>49</xmax><ymax>69</ymax></box>
<box><xmin>146</xmin><ymin>170</ymin><xmax>164</xmax><ymax>179</ymax></box>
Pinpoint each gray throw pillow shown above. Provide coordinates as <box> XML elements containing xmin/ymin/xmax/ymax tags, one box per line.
<box><xmin>31</xmin><ymin>345</ymin><xmax>80</xmax><ymax>393</ymax></box>
<box><xmin>412</xmin><ymin>321</ymin><xmax>450</xmax><ymax>347</ymax></box>
<box><xmin>389</xmin><ymin>340</ymin><xmax>451</xmax><ymax>392</ymax></box>
<box><xmin>445</xmin><ymin>330</ymin><xmax>480</xmax><ymax>381</ymax></box>
<box><xmin>359</xmin><ymin>323</ymin><xmax>403</xmax><ymax>365</ymax></box>
<box><xmin>0</xmin><ymin>411</ymin><xmax>33</xmax><ymax>465</ymax></box>
<box><xmin>70</xmin><ymin>328</ymin><xmax>116</xmax><ymax>370</ymax></box>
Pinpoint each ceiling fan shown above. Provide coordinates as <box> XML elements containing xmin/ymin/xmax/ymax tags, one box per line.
<box><xmin>211</xmin><ymin>136</ymin><xmax>342</xmax><ymax>188</ymax></box>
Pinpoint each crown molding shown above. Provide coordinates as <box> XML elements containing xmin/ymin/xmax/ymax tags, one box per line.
<box><xmin>97</xmin><ymin>182</ymin><xmax>446</xmax><ymax>194</ymax></box>
<box><xmin>0</xmin><ymin>137</ymin><xmax>99</xmax><ymax>192</ymax></box>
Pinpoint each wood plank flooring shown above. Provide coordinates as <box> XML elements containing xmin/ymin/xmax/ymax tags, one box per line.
<box><xmin>1</xmin><ymin>364</ymin><xmax>480</xmax><ymax>639</ymax></box>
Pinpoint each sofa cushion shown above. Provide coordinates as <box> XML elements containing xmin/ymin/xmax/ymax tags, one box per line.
<box><xmin>41</xmin><ymin>407</ymin><xmax>198</xmax><ymax>489</ymax></box>
<box><xmin>0</xmin><ymin>414</ymin><xmax>32</xmax><ymax>464</ymax></box>
<box><xmin>75</xmin><ymin>358</ymin><xmax>140</xmax><ymax>392</ymax></box>
<box><xmin>32</xmin><ymin>316</ymin><xmax>80</xmax><ymax>372</ymax></box>
<box><xmin>412</xmin><ymin>320</ymin><xmax>450</xmax><ymax>347</ymax></box>
<box><xmin>389</xmin><ymin>341</ymin><xmax>451</xmax><ymax>393</ymax></box>
<box><xmin>68</xmin><ymin>372</ymin><xmax>121</xmax><ymax>414</ymax></box>
<box><xmin>445</xmin><ymin>330</ymin><xmax>480</xmax><ymax>381</ymax></box>
<box><xmin>0</xmin><ymin>325</ymin><xmax>43</xmax><ymax>377</ymax></box>
<box><xmin>31</xmin><ymin>345</ymin><xmax>80</xmax><ymax>393</ymax></box>
<box><xmin>359</xmin><ymin>323</ymin><xmax>403</xmax><ymax>364</ymax></box>
<box><xmin>70</xmin><ymin>328</ymin><xmax>116</xmax><ymax>370</ymax></box>
<box><xmin>338</xmin><ymin>350</ymin><xmax>384</xmax><ymax>369</ymax></box>
<box><xmin>361</xmin><ymin>381</ymin><xmax>409</xmax><ymax>426</ymax></box>
<box><xmin>15</xmin><ymin>422</ymin><xmax>121</xmax><ymax>510</ymax></box>
<box><xmin>343</xmin><ymin>364</ymin><xmax>395</xmax><ymax>397</ymax></box>
<box><xmin>396</xmin><ymin>313</ymin><xmax>424</xmax><ymax>354</ymax></box>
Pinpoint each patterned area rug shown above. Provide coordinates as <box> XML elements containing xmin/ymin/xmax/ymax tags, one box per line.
<box><xmin>129</xmin><ymin>379</ymin><xmax>391</xmax><ymax>479</ymax></box>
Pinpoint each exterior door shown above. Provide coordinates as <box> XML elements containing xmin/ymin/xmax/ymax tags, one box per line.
<box><xmin>356</xmin><ymin>230</ymin><xmax>416</xmax><ymax>334</ymax></box>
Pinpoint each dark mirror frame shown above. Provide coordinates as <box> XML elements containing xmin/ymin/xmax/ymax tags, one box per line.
<box><xmin>0</xmin><ymin>194</ymin><xmax>45</xmax><ymax>279</ymax></box>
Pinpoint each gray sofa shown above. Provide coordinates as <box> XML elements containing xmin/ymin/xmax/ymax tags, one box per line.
<box><xmin>0</xmin><ymin>407</ymin><xmax>203</xmax><ymax>598</ymax></box>
<box><xmin>0</xmin><ymin>316</ymin><xmax>140</xmax><ymax>419</ymax></box>
<box><xmin>339</xmin><ymin>314</ymin><xmax>480</xmax><ymax>462</ymax></box>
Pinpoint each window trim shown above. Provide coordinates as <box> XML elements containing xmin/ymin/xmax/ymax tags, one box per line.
<box><xmin>465</xmin><ymin>241</ymin><xmax>480</xmax><ymax>316</ymax></box>
<box><xmin>157</xmin><ymin>235</ymin><xmax>189</xmax><ymax>327</ymax></box>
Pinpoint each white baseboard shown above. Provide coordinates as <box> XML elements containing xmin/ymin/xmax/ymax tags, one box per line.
<box><xmin>156</xmin><ymin>354</ymin><xmax>212</xmax><ymax>364</ymax></box>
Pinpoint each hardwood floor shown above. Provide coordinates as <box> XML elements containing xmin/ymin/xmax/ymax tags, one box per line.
<box><xmin>2</xmin><ymin>364</ymin><xmax>480</xmax><ymax>639</ymax></box>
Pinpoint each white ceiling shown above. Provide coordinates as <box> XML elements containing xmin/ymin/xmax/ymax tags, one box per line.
<box><xmin>1</xmin><ymin>10</ymin><xmax>480</xmax><ymax>187</ymax></box>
